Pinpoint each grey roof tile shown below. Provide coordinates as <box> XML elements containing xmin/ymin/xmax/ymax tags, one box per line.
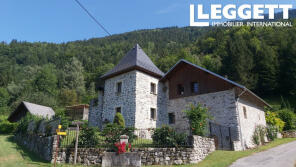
<box><xmin>101</xmin><ymin>44</ymin><xmax>164</xmax><ymax>79</ymax></box>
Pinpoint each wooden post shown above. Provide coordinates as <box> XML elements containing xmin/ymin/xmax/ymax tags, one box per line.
<box><xmin>74</xmin><ymin>124</ymin><xmax>79</xmax><ymax>165</ymax></box>
<box><xmin>54</xmin><ymin>135</ymin><xmax>59</xmax><ymax>167</ymax></box>
<box><xmin>72</xmin><ymin>121</ymin><xmax>83</xmax><ymax>165</ymax></box>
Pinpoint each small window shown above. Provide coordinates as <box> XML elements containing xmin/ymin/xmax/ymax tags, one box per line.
<box><xmin>116</xmin><ymin>107</ymin><xmax>121</xmax><ymax>113</ymax></box>
<box><xmin>150</xmin><ymin>108</ymin><xmax>156</xmax><ymax>120</ymax></box>
<box><xmin>243</xmin><ymin>106</ymin><xmax>247</xmax><ymax>119</ymax></box>
<box><xmin>177</xmin><ymin>84</ymin><xmax>184</xmax><ymax>95</ymax></box>
<box><xmin>116</xmin><ymin>82</ymin><xmax>122</xmax><ymax>93</ymax></box>
<box><xmin>168</xmin><ymin>113</ymin><xmax>175</xmax><ymax>124</ymax></box>
<box><xmin>191</xmin><ymin>82</ymin><xmax>199</xmax><ymax>93</ymax></box>
<box><xmin>150</xmin><ymin>83</ymin><xmax>156</xmax><ymax>94</ymax></box>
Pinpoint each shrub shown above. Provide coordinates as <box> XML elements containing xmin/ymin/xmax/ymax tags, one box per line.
<box><xmin>113</xmin><ymin>112</ymin><xmax>125</xmax><ymax>127</ymax></box>
<box><xmin>183</xmin><ymin>103</ymin><xmax>211</xmax><ymax>136</ymax></box>
<box><xmin>102</xmin><ymin>123</ymin><xmax>136</xmax><ymax>146</ymax></box>
<box><xmin>265</xmin><ymin>111</ymin><xmax>285</xmax><ymax>132</ymax></box>
<box><xmin>76</xmin><ymin>125</ymin><xmax>102</xmax><ymax>147</ymax></box>
<box><xmin>277</xmin><ymin>109</ymin><xmax>296</xmax><ymax>131</ymax></box>
<box><xmin>0</xmin><ymin>119</ymin><xmax>18</xmax><ymax>134</ymax></box>
<box><xmin>152</xmin><ymin>126</ymin><xmax>187</xmax><ymax>147</ymax></box>
<box><xmin>252</xmin><ymin>125</ymin><xmax>266</xmax><ymax>146</ymax></box>
<box><xmin>266</xmin><ymin>125</ymin><xmax>278</xmax><ymax>141</ymax></box>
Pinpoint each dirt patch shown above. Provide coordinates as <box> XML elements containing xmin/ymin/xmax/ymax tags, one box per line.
<box><xmin>0</xmin><ymin>154</ymin><xmax>21</xmax><ymax>161</ymax></box>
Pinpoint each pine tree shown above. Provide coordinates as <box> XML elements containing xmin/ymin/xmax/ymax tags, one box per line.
<box><xmin>113</xmin><ymin>112</ymin><xmax>125</xmax><ymax>127</ymax></box>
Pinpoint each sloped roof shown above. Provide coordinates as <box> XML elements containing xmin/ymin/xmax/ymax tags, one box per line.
<box><xmin>101</xmin><ymin>44</ymin><xmax>164</xmax><ymax>79</ymax></box>
<box><xmin>161</xmin><ymin>59</ymin><xmax>270</xmax><ymax>107</ymax></box>
<box><xmin>8</xmin><ymin>101</ymin><xmax>55</xmax><ymax>122</ymax></box>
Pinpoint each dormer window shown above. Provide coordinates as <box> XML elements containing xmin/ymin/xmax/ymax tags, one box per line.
<box><xmin>116</xmin><ymin>82</ymin><xmax>122</xmax><ymax>94</ymax></box>
<box><xmin>150</xmin><ymin>83</ymin><xmax>156</xmax><ymax>94</ymax></box>
<box><xmin>177</xmin><ymin>84</ymin><xmax>184</xmax><ymax>95</ymax></box>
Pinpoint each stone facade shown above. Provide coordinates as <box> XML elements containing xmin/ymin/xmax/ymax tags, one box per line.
<box><xmin>236</xmin><ymin>97</ymin><xmax>266</xmax><ymax>149</ymax></box>
<box><xmin>55</xmin><ymin>135</ymin><xmax>215</xmax><ymax>166</ymax></box>
<box><xmin>89</xmin><ymin>70</ymin><xmax>168</xmax><ymax>131</ymax></box>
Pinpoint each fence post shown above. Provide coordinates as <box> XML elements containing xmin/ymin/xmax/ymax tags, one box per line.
<box><xmin>72</xmin><ymin>121</ymin><xmax>83</xmax><ymax>165</ymax></box>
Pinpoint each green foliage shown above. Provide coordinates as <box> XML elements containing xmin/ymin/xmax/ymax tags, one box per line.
<box><xmin>102</xmin><ymin>123</ymin><xmax>136</xmax><ymax>146</ymax></box>
<box><xmin>1</xmin><ymin>26</ymin><xmax>296</xmax><ymax>110</ymax></box>
<box><xmin>252</xmin><ymin>125</ymin><xmax>266</xmax><ymax>146</ymax></box>
<box><xmin>59</xmin><ymin>89</ymin><xmax>78</xmax><ymax>106</ymax></box>
<box><xmin>277</xmin><ymin>109</ymin><xmax>296</xmax><ymax>130</ymax></box>
<box><xmin>0</xmin><ymin>87</ymin><xmax>10</xmax><ymax>114</ymax></box>
<box><xmin>33</xmin><ymin>64</ymin><xmax>57</xmax><ymax>96</ymax></box>
<box><xmin>183</xmin><ymin>103</ymin><xmax>211</xmax><ymax>136</ymax></box>
<box><xmin>0</xmin><ymin>117</ymin><xmax>18</xmax><ymax>134</ymax></box>
<box><xmin>113</xmin><ymin>112</ymin><xmax>125</xmax><ymax>127</ymax></box>
<box><xmin>77</xmin><ymin>124</ymin><xmax>102</xmax><ymax>147</ymax></box>
<box><xmin>152</xmin><ymin>126</ymin><xmax>187</xmax><ymax>147</ymax></box>
<box><xmin>266</xmin><ymin>125</ymin><xmax>278</xmax><ymax>141</ymax></box>
<box><xmin>265</xmin><ymin>111</ymin><xmax>285</xmax><ymax>132</ymax></box>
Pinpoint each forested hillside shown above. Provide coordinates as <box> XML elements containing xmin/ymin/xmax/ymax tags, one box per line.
<box><xmin>0</xmin><ymin>23</ymin><xmax>296</xmax><ymax>114</ymax></box>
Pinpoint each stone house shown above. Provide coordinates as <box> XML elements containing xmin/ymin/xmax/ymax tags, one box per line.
<box><xmin>89</xmin><ymin>44</ymin><xmax>269</xmax><ymax>151</ymax></box>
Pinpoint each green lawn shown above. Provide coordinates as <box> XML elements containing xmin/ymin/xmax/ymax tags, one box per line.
<box><xmin>0</xmin><ymin>134</ymin><xmax>295</xmax><ymax>167</ymax></box>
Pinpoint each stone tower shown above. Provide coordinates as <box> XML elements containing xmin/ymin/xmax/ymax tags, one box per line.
<box><xmin>89</xmin><ymin>44</ymin><xmax>165</xmax><ymax>129</ymax></box>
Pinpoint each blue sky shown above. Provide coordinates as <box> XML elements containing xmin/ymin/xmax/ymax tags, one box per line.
<box><xmin>1</xmin><ymin>0</ymin><xmax>295</xmax><ymax>43</ymax></box>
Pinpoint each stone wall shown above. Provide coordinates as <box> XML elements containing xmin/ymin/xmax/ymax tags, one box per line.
<box><xmin>282</xmin><ymin>130</ymin><xmax>296</xmax><ymax>138</ymax></box>
<box><xmin>55</xmin><ymin>135</ymin><xmax>215</xmax><ymax>166</ymax></box>
<box><xmin>14</xmin><ymin>133</ymin><xmax>54</xmax><ymax>161</ymax></box>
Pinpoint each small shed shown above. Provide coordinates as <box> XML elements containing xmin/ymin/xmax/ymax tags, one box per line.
<box><xmin>8</xmin><ymin>101</ymin><xmax>55</xmax><ymax>122</ymax></box>
<box><xmin>66</xmin><ymin>104</ymin><xmax>89</xmax><ymax>121</ymax></box>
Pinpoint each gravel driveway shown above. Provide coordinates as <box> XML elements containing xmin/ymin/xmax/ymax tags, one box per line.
<box><xmin>230</xmin><ymin>141</ymin><xmax>296</xmax><ymax>167</ymax></box>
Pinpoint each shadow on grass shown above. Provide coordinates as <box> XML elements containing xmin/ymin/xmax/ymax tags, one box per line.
<box><xmin>6</xmin><ymin>135</ymin><xmax>50</xmax><ymax>166</ymax></box>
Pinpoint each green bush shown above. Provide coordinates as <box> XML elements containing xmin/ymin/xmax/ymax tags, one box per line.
<box><xmin>265</xmin><ymin>111</ymin><xmax>285</xmax><ymax>132</ymax></box>
<box><xmin>113</xmin><ymin>112</ymin><xmax>125</xmax><ymax>127</ymax></box>
<box><xmin>277</xmin><ymin>109</ymin><xmax>296</xmax><ymax>131</ymax></box>
<box><xmin>183</xmin><ymin>103</ymin><xmax>211</xmax><ymax>136</ymax></box>
<box><xmin>76</xmin><ymin>124</ymin><xmax>103</xmax><ymax>147</ymax></box>
<box><xmin>102</xmin><ymin>123</ymin><xmax>136</xmax><ymax>146</ymax></box>
<box><xmin>252</xmin><ymin>125</ymin><xmax>266</xmax><ymax>146</ymax></box>
<box><xmin>0</xmin><ymin>119</ymin><xmax>18</xmax><ymax>134</ymax></box>
<box><xmin>266</xmin><ymin>125</ymin><xmax>278</xmax><ymax>141</ymax></box>
<box><xmin>152</xmin><ymin>126</ymin><xmax>187</xmax><ymax>147</ymax></box>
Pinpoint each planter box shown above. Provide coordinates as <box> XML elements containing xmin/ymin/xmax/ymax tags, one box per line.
<box><xmin>102</xmin><ymin>152</ymin><xmax>141</xmax><ymax>167</ymax></box>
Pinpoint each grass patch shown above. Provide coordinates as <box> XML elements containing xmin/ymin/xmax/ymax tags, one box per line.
<box><xmin>145</xmin><ymin>138</ymin><xmax>296</xmax><ymax>167</ymax></box>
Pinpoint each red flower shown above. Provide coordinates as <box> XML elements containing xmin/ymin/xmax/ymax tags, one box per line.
<box><xmin>114</xmin><ymin>142</ymin><xmax>126</xmax><ymax>154</ymax></box>
<box><xmin>128</xmin><ymin>143</ymin><xmax>131</xmax><ymax>149</ymax></box>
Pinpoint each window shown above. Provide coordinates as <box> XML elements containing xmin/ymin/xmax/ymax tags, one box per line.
<box><xmin>150</xmin><ymin>108</ymin><xmax>156</xmax><ymax>120</ymax></box>
<box><xmin>243</xmin><ymin>106</ymin><xmax>247</xmax><ymax>119</ymax></box>
<box><xmin>177</xmin><ymin>84</ymin><xmax>184</xmax><ymax>95</ymax></box>
<box><xmin>116</xmin><ymin>82</ymin><xmax>122</xmax><ymax>93</ymax></box>
<box><xmin>168</xmin><ymin>113</ymin><xmax>175</xmax><ymax>124</ymax></box>
<box><xmin>150</xmin><ymin>83</ymin><xmax>156</xmax><ymax>94</ymax></box>
<box><xmin>191</xmin><ymin>82</ymin><xmax>199</xmax><ymax>93</ymax></box>
<box><xmin>116</xmin><ymin>107</ymin><xmax>121</xmax><ymax>113</ymax></box>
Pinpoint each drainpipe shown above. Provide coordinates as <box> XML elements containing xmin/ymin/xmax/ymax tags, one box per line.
<box><xmin>235</xmin><ymin>87</ymin><xmax>247</xmax><ymax>151</ymax></box>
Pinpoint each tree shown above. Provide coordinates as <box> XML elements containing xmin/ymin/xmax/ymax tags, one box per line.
<box><xmin>113</xmin><ymin>112</ymin><xmax>125</xmax><ymax>127</ymax></box>
<box><xmin>183</xmin><ymin>103</ymin><xmax>211</xmax><ymax>136</ymax></box>
<box><xmin>33</xmin><ymin>64</ymin><xmax>57</xmax><ymax>96</ymax></box>
<box><xmin>61</xmin><ymin>57</ymin><xmax>86</xmax><ymax>100</ymax></box>
<box><xmin>0</xmin><ymin>87</ymin><xmax>10</xmax><ymax>114</ymax></box>
<box><xmin>59</xmin><ymin>89</ymin><xmax>78</xmax><ymax>106</ymax></box>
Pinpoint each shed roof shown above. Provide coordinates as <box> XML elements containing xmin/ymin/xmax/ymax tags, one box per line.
<box><xmin>8</xmin><ymin>101</ymin><xmax>55</xmax><ymax>122</ymax></box>
<box><xmin>101</xmin><ymin>44</ymin><xmax>164</xmax><ymax>79</ymax></box>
